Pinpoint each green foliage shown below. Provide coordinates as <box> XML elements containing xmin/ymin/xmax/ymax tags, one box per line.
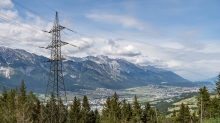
<box><xmin>81</xmin><ymin>95</ymin><xmax>91</xmax><ymax>123</ymax></box>
<box><xmin>132</xmin><ymin>95</ymin><xmax>142</xmax><ymax>123</ymax></box>
<box><xmin>176</xmin><ymin>103</ymin><xmax>190</xmax><ymax>123</ymax></box>
<box><xmin>4</xmin><ymin>79</ymin><xmax>217</xmax><ymax>123</ymax></box>
<box><xmin>197</xmin><ymin>86</ymin><xmax>211</xmax><ymax>121</ymax></box>
<box><xmin>68</xmin><ymin>96</ymin><xmax>81</xmax><ymax>123</ymax></box>
<box><xmin>215</xmin><ymin>73</ymin><xmax>220</xmax><ymax>95</ymax></box>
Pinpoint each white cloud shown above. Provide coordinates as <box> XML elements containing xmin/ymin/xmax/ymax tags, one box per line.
<box><xmin>0</xmin><ymin>0</ymin><xmax>13</xmax><ymax>9</ymax></box>
<box><xmin>1</xmin><ymin>1</ymin><xmax>220</xmax><ymax>81</ymax></box>
<box><xmin>99</xmin><ymin>39</ymin><xmax>141</xmax><ymax>56</ymax></box>
<box><xmin>86</xmin><ymin>13</ymin><xmax>144</xmax><ymax>30</ymax></box>
<box><xmin>197</xmin><ymin>43</ymin><xmax>220</xmax><ymax>54</ymax></box>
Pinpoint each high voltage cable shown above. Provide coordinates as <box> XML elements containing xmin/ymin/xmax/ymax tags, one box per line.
<box><xmin>0</xmin><ymin>16</ymin><xmax>51</xmax><ymax>39</ymax></box>
<box><xmin>11</xmin><ymin>0</ymin><xmax>53</xmax><ymax>22</ymax></box>
<box><xmin>37</xmin><ymin>0</ymin><xmax>56</xmax><ymax>12</ymax></box>
<box><xmin>10</xmin><ymin>0</ymin><xmax>219</xmax><ymax>78</ymax></box>
<box><xmin>11</xmin><ymin>0</ymin><xmax>93</xmax><ymax>43</ymax></box>
<box><xmin>0</xmin><ymin>34</ymin><xmax>211</xmax><ymax>79</ymax></box>
<box><xmin>0</xmin><ymin>11</ymin><xmax>48</xmax><ymax>32</ymax></box>
<box><xmin>35</xmin><ymin>0</ymin><xmax>220</xmax><ymax>77</ymax></box>
<box><xmin>0</xmin><ymin>15</ymin><xmax>52</xmax><ymax>39</ymax></box>
<box><xmin>33</xmin><ymin>0</ymin><xmax>203</xmax><ymax>59</ymax></box>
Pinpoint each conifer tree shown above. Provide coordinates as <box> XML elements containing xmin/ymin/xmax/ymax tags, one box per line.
<box><xmin>184</xmin><ymin>104</ymin><xmax>190</xmax><ymax>122</ymax></box>
<box><xmin>19</xmin><ymin>79</ymin><xmax>27</xmax><ymax>103</ymax></box>
<box><xmin>28</xmin><ymin>91</ymin><xmax>40</xmax><ymax>123</ymax></box>
<box><xmin>1</xmin><ymin>86</ymin><xmax>7</xmax><ymax>102</ymax></box>
<box><xmin>101</xmin><ymin>96</ymin><xmax>112</xmax><ymax>122</ymax></box>
<box><xmin>38</xmin><ymin>101</ymin><xmax>47</xmax><ymax>123</ymax></box>
<box><xmin>4</xmin><ymin>89</ymin><xmax>17</xmax><ymax>123</ymax></box>
<box><xmin>215</xmin><ymin>73</ymin><xmax>220</xmax><ymax>95</ymax></box>
<box><xmin>121</xmin><ymin>99</ymin><xmax>130</xmax><ymax>123</ymax></box>
<box><xmin>197</xmin><ymin>86</ymin><xmax>210</xmax><ymax>120</ymax></box>
<box><xmin>142</xmin><ymin>102</ymin><xmax>153</xmax><ymax>123</ymax></box>
<box><xmin>132</xmin><ymin>95</ymin><xmax>142</xmax><ymax>123</ymax></box>
<box><xmin>45</xmin><ymin>93</ymin><xmax>58</xmax><ymax>123</ymax></box>
<box><xmin>110</xmin><ymin>92</ymin><xmax>121</xmax><ymax>122</ymax></box>
<box><xmin>191</xmin><ymin>111</ymin><xmax>199</xmax><ymax>123</ymax></box>
<box><xmin>171</xmin><ymin>109</ymin><xmax>176</xmax><ymax>117</ymax></box>
<box><xmin>68</xmin><ymin>96</ymin><xmax>81</xmax><ymax>123</ymax></box>
<box><xmin>58</xmin><ymin>98</ymin><xmax>67</xmax><ymax>123</ymax></box>
<box><xmin>0</xmin><ymin>86</ymin><xmax>7</xmax><ymax>121</ymax></box>
<box><xmin>81</xmin><ymin>95</ymin><xmax>91</xmax><ymax>123</ymax></box>
<box><xmin>94</xmin><ymin>109</ymin><xmax>100</xmax><ymax>123</ymax></box>
<box><xmin>210</xmin><ymin>96</ymin><xmax>219</xmax><ymax>118</ymax></box>
<box><xmin>88</xmin><ymin>110</ymin><xmax>96</xmax><ymax>123</ymax></box>
<box><xmin>176</xmin><ymin>103</ymin><xmax>190</xmax><ymax>123</ymax></box>
<box><xmin>16</xmin><ymin>80</ymin><xmax>31</xmax><ymax>123</ymax></box>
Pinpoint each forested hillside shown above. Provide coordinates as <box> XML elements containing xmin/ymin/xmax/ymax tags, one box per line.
<box><xmin>1</xmin><ymin>76</ymin><xmax>220</xmax><ymax>123</ymax></box>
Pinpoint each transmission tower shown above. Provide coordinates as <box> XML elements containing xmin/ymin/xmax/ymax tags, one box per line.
<box><xmin>41</xmin><ymin>12</ymin><xmax>78</xmax><ymax>122</ymax></box>
<box><xmin>44</xmin><ymin>11</ymin><xmax>67</xmax><ymax>102</ymax></box>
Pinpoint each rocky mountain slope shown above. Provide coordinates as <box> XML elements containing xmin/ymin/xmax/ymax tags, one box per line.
<box><xmin>0</xmin><ymin>46</ymin><xmax>194</xmax><ymax>92</ymax></box>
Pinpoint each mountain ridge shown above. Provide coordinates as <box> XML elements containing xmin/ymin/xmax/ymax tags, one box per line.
<box><xmin>0</xmin><ymin>46</ymin><xmax>194</xmax><ymax>92</ymax></box>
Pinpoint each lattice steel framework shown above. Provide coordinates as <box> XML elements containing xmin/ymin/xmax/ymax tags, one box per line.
<box><xmin>45</xmin><ymin>11</ymin><xmax>67</xmax><ymax>102</ymax></box>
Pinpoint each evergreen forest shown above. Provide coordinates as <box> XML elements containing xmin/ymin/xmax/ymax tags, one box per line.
<box><xmin>1</xmin><ymin>75</ymin><xmax>220</xmax><ymax>123</ymax></box>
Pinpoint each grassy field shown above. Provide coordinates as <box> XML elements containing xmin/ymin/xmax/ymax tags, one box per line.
<box><xmin>202</xmin><ymin>118</ymin><xmax>220</xmax><ymax>123</ymax></box>
<box><xmin>168</xmin><ymin>96</ymin><xmax>198</xmax><ymax>112</ymax></box>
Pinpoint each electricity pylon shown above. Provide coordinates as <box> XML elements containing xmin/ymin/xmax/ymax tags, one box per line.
<box><xmin>41</xmin><ymin>11</ymin><xmax>78</xmax><ymax>122</ymax></box>
<box><xmin>45</xmin><ymin>11</ymin><xmax>66</xmax><ymax>104</ymax></box>
<box><xmin>43</xmin><ymin>11</ymin><xmax>78</xmax><ymax>101</ymax></box>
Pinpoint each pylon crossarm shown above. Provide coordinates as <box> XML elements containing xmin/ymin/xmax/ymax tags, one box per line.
<box><xmin>48</xmin><ymin>25</ymin><xmax>65</xmax><ymax>33</ymax></box>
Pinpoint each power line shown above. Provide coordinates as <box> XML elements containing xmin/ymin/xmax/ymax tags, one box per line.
<box><xmin>37</xmin><ymin>0</ymin><xmax>56</xmax><ymax>12</ymax></box>
<box><xmin>11</xmin><ymin>0</ymin><xmax>53</xmax><ymax>22</ymax></box>
<box><xmin>33</xmin><ymin>0</ymin><xmax>208</xmax><ymax>62</ymax></box>
<box><xmin>0</xmin><ymin>12</ymin><xmax>52</xmax><ymax>39</ymax></box>
<box><xmin>12</xmin><ymin>0</ymin><xmax>219</xmax><ymax>78</ymax></box>
<box><xmin>0</xmin><ymin>35</ymin><xmax>211</xmax><ymax>80</ymax></box>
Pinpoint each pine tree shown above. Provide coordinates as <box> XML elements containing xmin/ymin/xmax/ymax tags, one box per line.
<box><xmin>1</xmin><ymin>86</ymin><xmax>7</xmax><ymax>102</ymax></box>
<box><xmin>16</xmin><ymin>80</ymin><xmax>31</xmax><ymax>123</ymax></box>
<box><xmin>121</xmin><ymin>99</ymin><xmax>129</xmax><ymax>123</ymax></box>
<box><xmin>94</xmin><ymin>109</ymin><xmax>100</xmax><ymax>123</ymax></box>
<box><xmin>142</xmin><ymin>102</ymin><xmax>152</xmax><ymax>123</ymax></box>
<box><xmin>171</xmin><ymin>109</ymin><xmax>176</xmax><ymax>117</ymax></box>
<box><xmin>197</xmin><ymin>86</ymin><xmax>210</xmax><ymax>120</ymax></box>
<box><xmin>28</xmin><ymin>91</ymin><xmax>40</xmax><ymax>123</ymax></box>
<box><xmin>127</xmin><ymin>102</ymin><xmax>133</xmax><ymax>122</ymax></box>
<box><xmin>0</xmin><ymin>86</ymin><xmax>7</xmax><ymax>121</ymax></box>
<box><xmin>45</xmin><ymin>93</ymin><xmax>58</xmax><ymax>123</ymax></box>
<box><xmin>210</xmin><ymin>96</ymin><xmax>219</xmax><ymax>118</ymax></box>
<box><xmin>191</xmin><ymin>111</ymin><xmax>198</xmax><ymax>123</ymax></box>
<box><xmin>88</xmin><ymin>110</ymin><xmax>96</xmax><ymax>123</ymax></box>
<box><xmin>215</xmin><ymin>73</ymin><xmax>220</xmax><ymax>95</ymax></box>
<box><xmin>19</xmin><ymin>79</ymin><xmax>27</xmax><ymax>103</ymax></box>
<box><xmin>81</xmin><ymin>95</ymin><xmax>91</xmax><ymax>123</ymax></box>
<box><xmin>132</xmin><ymin>95</ymin><xmax>142</xmax><ymax>123</ymax></box>
<box><xmin>38</xmin><ymin>101</ymin><xmax>47</xmax><ymax>123</ymax></box>
<box><xmin>184</xmin><ymin>104</ymin><xmax>190</xmax><ymax>123</ymax></box>
<box><xmin>101</xmin><ymin>96</ymin><xmax>112</xmax><ymax>122</ymax></box>
<box><xmin>110</xmin><ymin>92</ymin><xmax>121</xmax><ymax>122</ymax></box>
<box><xmin>176</xmin><ymin>103</ymin><xmax>190</xmax><ymax>123</ymax></box>
<box><xmin>68</xmin><ymin>96</ymin><xmax>81</xmax><ymax>123</ymax></box>
<box><xmin>3</xmin><ymin>89</ymin><xmax>17</xmax><ymax>123</ymax></box>
<box><xmin>58</xmin><ymin>98</ymin><xmax>67</xmax><ymax>123</ymax></box>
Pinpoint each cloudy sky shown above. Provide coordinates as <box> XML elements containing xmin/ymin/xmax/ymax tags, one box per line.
<box><xmin>0</xmin><ymin>0</ymin><xmax>220</xmax><ymax>81</ymax></box>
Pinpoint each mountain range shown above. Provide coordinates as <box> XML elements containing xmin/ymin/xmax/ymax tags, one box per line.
<box><xmin>0</xmin><ymin>46</ymin><xmax>194</xmax><ymax>92</ymax></box>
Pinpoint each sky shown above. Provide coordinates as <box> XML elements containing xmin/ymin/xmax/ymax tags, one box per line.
<box><xmin>0</xmin><ymin>0</ymin><xmax>220</xmax><ymax>81</ymax></box>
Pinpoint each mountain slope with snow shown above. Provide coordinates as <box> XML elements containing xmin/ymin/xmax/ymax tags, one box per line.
<box><xmin>0</xmin><ymin>47</ymin><xmax>194</xmax><ymax>92</ymax></box>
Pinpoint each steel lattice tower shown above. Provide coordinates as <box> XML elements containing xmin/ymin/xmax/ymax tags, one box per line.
<box><xmin>45</xmin><ymin>12</ymin><xmax>67</xmax><ymax>102</ymax></box>
<box><xmin>41</xmin><ymin>12</ymin><xmax>78</xmax><ymax>123</ymax></box>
